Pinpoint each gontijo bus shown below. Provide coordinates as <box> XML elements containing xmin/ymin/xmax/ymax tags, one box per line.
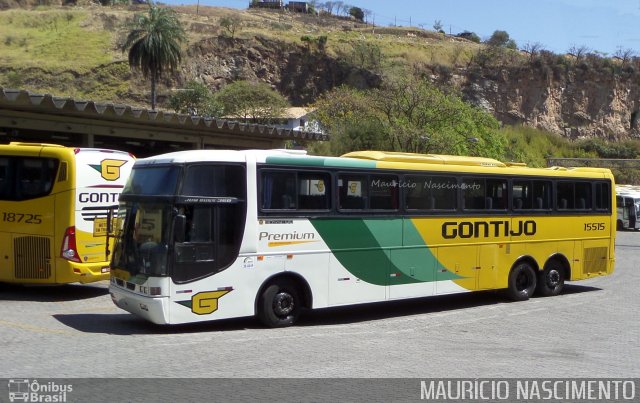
<box><xmin>0</xmin><ymin>142</ymin><xmax>134</xmax><ymax>284</ymax></box>
<box><xmin>109</xmin><ymin>149</ymin><xmax>615</xmax><ymax>327</ymax></box>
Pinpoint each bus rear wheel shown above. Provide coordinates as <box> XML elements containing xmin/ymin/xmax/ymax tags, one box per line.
<box><xmin>536</xmin><ymin>261</ymin><xmax>565</xmax><ymax>297</ymax></box>
<box><xmin>507</xmin><ymin>262</ymin><xmax>537</xmax><ymax>301</ymax></box>
<box><xmin>257</xmin><ymin>280</ymin><xmax>301</xmax><ymax>328</ymax></box>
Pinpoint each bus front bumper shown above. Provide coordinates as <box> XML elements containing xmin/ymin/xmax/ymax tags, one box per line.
<box><xmin>109</xmin><ymin>285</ymin><xmax>170</xmax><ymax>324</ymax></box>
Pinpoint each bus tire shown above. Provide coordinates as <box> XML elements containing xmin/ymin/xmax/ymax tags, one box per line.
<box><xmin>257</xmin><ymin>280</ymin><xmax>301</xmax><ymax>328</ymax></box>
<box><xmin>507</xmin><ymin>262</ymin><xmax>537</xmax><ymax>301</ymax></box>
<box><xmin>536</xmin><ymin>261</ymin><xmax>565</xmax><ymax>297</ymax></box>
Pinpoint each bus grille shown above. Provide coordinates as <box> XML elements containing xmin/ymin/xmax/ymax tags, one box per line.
<box><xmin>583</xmin><ymin>247</ymin><xmax>608</xmax><ymax>275</ymax></box>
<box><xmin>14</xmin><ymin>236</ymin><xmax>51</xmax><ymax>279</ymax></box>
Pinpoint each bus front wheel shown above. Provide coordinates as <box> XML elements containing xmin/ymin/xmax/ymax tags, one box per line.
<box><xmin>507</xmin><ymin>262</ymin><xmax>537</xmax><ymax>301</ymax></box>
<box><xmin>257</xmin><ymin>280</ymin><xmax>301</xmax><ymax>328</ymax></box>
<box><xmin>536</xmin><ymin>261</ymin><xmax>565</xmax><ymax>297</ymax></box>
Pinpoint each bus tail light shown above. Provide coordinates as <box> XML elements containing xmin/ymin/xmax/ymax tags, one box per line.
<box><xmin>61</xmin><ymin>226</ymin><xmax>81</xmax><ymax>263</ymax></box>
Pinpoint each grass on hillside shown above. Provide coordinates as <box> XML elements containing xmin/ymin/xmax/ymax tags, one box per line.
<box><xmin>0</xmin><ymin>9</ymin><xmax>116</xmax><ymax>73</ymax></box>
<box><xmin>0</xmin><ymin>5</ymin><xmax>481</xmax><ymax>100</ymax></box>
<box><xmin>500</xmin><ymin>125</ymin><xmax>594</xmax><ymax>167</ymax></box>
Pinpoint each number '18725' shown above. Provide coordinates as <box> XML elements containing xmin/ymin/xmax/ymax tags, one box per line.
<box><xmin>1</xmin><ymin>212</ymin><xmax>43</xmax><ymax>224</ymax></box>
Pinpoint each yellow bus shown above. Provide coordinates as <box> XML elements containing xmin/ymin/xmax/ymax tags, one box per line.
<box><xmin>0</xmin><ymin>142</ymin><xmax>134</xmax><ymax>284</ymax></box>
<box><xmin>109</xmin><ymin>149</ymin><xmax>615</xmax><ymax>327</ymax></box>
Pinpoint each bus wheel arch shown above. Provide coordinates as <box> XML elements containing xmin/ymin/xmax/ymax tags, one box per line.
<box><xmin>536</xmin><ymin>256</ymin><xmax>569</xmax><ymax>297</ymax></box>
<box><xmin>255</xmin><ymin>273</ymin><xmax>312</xmax><ymax>328</ymax></box>
<box><xmin>506</xmin><ymin>257</ymin><xmax>538</xmax><ymax>301</ymax></box>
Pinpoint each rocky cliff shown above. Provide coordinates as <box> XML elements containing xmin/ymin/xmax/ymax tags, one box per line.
<box><xmin>183</xmin><ymin>34</ymin><xmax>640</xmax><ymax>140</ymax></box>
<box><xmin>182</xmin><ymin>35</ymin><xmax>380</xmax><ymax>106</ymax></box>
<box><xmin>454</xmin><ymin>59</ymin><xmax>640</xmax><ymax>140</ymax></box>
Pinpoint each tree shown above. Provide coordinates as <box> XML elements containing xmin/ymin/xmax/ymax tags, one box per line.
<box><xmin>311</xmin><ymin>78</ymin><xmax>505</xmax><ymax>158</ymax></box>
<box><xmin>214</xmin><ymin>80</ymin><xmax>289</xmax><ymax>124</ymax></box>
<box><xmin>323</xmin><ymin>1</ymin><xmax>336</xmax><ymax>14</ymax></box>
<box><xmin>523</xmin><ymin>42</ymin><xmax>544</xmax><ymax>59</ymax></box>
<box><xmin>349</xmin><ymin>6</ymin><xmax>364</xmax><ymax>22</ymax></box>
<box><xmin>220</xmin><ymin>16</ymin><xmax>242</xmax><ymax>38</ymax></box>
<box><xmin>486</xmin><ymin>30</ymin><xmax>517</xmax><ymax>49</ymax></box>
<box><xmin>433</xmin><ymin>20</ymin><xmax>443</xmax><ymax>33</ymax></box>
<box><xmin>568</xmin><ymin>44</ymin><xmax>590</xmax><ymax>60</ymax></box>
<box><xmin>121</xmin><ymin>2</ymin><xmax>186</xmax><ymax>110</ymax></box>
<box><xmin>167</xmin><ymin>80</ymin><xmax>223</xmax><ymax>117</ymax></box>
<box><xmin>301</xmin><ymin>35</ymin><xmax>328</xmax><ymax>52</ymax></box>
<box><xmin>350</xmin><ymin>41</ymin><xmax>383</xmax><ymax>71</ymax></box>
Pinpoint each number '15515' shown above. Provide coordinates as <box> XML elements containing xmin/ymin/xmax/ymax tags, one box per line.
<box><xmin>584</xmin><ymin>223</ymin><xmax>605</xmax><ymax>231</ymax></box>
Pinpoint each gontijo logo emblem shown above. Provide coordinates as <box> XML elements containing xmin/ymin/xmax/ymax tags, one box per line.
<box><xmin>90</xmin><ymin>159</ymin><xmax>128</xmax><ymax>181</ymax></box>
<box><xmin>176</xmin><ymin>289</ymin><xmax>232</xmax><ymax>315</ymax></box>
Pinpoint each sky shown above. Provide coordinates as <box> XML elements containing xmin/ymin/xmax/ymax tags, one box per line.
<box><xmin>162</xmin><ymin>0</ymin><xmax>640</xmax><ymax>55</ymax></box>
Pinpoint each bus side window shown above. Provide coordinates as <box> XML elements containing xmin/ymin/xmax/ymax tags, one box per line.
<box><xmin>575</xmin><ymin>182</ymin><xmax>592</xmax><ymax>210</ymax></box>
<box><xmin>595</xmin><ymin>182</ymin><xmax>610</xmax><ymax>211</ymax></box>
<box><xmin>261</xmin><ymin>171</ymin><xmax>296</xmax><ymax>210</ymax></box>
<box><xmin>512</xmin><ymin>181</ymin><xmax>533</xmax><ymax>210</ymax></box>
<box><xmin>298</xmin><ymin>172</ymin><xmax>331</xmax><ymax>210</ymax></box>
<box><xmin>14</xmin><ymin>157</ymin><xmax>58</xmax><ymax>200</ymax></box>
<box><xmin>0</xmin><ymin>158</ymin><xmax>9</xmax><ymax>199</ymax></box>
<box><xmin>556</xmin><ymin>182</ymin><xmax>574</xmax><ymax>210</ymax></box>
<box><xmin>532</xmin><ymin>181</ymin><xmax>552</xmax><ymax>210</ymax></box>
<box><xmin>513</xmin><ymin>198</ymin><xmax>523</xmax><ymax>210</ymax></box>
<box><xmin>338</xmin><ymin>175</ymin><xmax>367</xmax><ymax>210</ymax></box>
<box><xmin>369</xmin><ymin>174</ymin><xmax>398</xmax><ymax>210</ymax></box>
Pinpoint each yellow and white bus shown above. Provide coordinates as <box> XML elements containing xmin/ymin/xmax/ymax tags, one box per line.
<box><xmin>0</xmin><ymin>142</ymin><xmax>134</xmax><ymax>284</ymax></box>
<box><xmin>109</xmin><ymin>149</ymin><xmax>616</xmax><ymax>327</ymax></box>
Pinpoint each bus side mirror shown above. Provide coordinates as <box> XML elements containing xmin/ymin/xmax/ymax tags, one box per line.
<box><xmin>173</xmin><ymin>214</ymin><xmax>186</xmax><ymax>243</ymax></box>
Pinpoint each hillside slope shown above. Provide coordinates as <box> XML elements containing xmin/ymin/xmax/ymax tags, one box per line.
<box><xmin>0</xmin><ymin>3</ymin><xmax>639</xmax><ymax>140</ymax></box>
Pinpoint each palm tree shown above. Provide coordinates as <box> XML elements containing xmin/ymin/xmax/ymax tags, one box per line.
<box><xmin>122</xmin><ymin>2</ymin><xmax>186</xmax><ymax>110</ymax></box>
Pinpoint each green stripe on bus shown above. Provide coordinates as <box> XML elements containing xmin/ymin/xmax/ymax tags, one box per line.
<box><xmin>310</xmin><ymin>218</ymin><xmax>461</xmax><ymax>286</ymax></box>
<box><xmin>265</xmin><ymin>156</ymin><xmax>377</xmax><ymax>168</ymax></box>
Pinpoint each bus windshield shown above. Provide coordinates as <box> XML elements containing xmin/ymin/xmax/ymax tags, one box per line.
<box><xmin>113</xmin><ymin>163</ymin><xmax>247</xmax><ymax>283</ymax></box>
<box><xmin>112</xmin><ymin>202</ymin><xmax>173</xmax><ymax>277</ymax></box>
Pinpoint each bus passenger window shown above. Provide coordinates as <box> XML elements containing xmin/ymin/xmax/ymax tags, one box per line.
<box><xmin>513</xmin><ymin>181</ymin><xmax>532</xmax><ymax>210</ymax></box>
<box><xmin>298</xmin><ymin>172</ymin><xmax>331</xmax><ymax>210</ymax></box>
<box><xmin>595</xmin><ymin>183</ymin><xmax>610</xmax><ymax>210</ymax></box>
<box><xmin>15</xmin><ymin>158</ymin><xmax>58</xmax><ymax>200</ymax></box>
<box><xmin>575</xmin><ymin>182</ymin><xmax>592</xmax><ymax>210</ymax></box>
<box><xmin>262</xmin><ymin>171</ymin><xmax>296</xmax><ymax>210</ymax></box>
<box><xmin>0</xmin><ymin>158</ymin><xmax>9</xmax><ymax>199</ymax></box>
<box><xmin>532</xmin><ymin>181</ymin><xmax>552</xmax><ymax>210</ymax></box>
<box><xmin>405</xmin><ymin>175</ymin><xmax>457</xmax><ymax>211</ymax></box>
<box><xmin>486</xmin><ymin>179</ymin><xmax>507</xmax><ymax>210</ymax></box>
<box><xmin>369</xmin><ymin>174</ymin><xmax>398</xmax><ymax>210</ymax></box>
<box><xmin>338</xmin><ymin>174</ymin><xmax>367</xmax><ymax>210</ymax></box>
<box><xmin>556</xmin><ymin>182</ymin><xmax>574</xmax><ymax>210</ymax></box>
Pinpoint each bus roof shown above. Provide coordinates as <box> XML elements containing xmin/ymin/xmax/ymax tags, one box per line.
<box><xmin>2</xmin><ymin>142</ymin><xmax>133</xmax><ymax>157</ymax></box>
<box><xmin>342</xmin><ymin>151</ymin><xmax>507</xmax><ymax>167</ymax></box>
<box><xmin>133</xmin><ymin>149</ymin><xmax>614</xmax><ymax>178</ymax></box>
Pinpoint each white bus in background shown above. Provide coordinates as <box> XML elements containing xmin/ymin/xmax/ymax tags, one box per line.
<box><xmin>616</xmin><ymin>190</ymin><xmax>640</xmax><ymax>231</ymax></box>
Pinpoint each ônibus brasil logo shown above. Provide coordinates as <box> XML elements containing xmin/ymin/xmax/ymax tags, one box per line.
<box><xmin>7</xmin><ymin>379</ymin><xmax>72</xmax><ymax>402</ymax></box>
